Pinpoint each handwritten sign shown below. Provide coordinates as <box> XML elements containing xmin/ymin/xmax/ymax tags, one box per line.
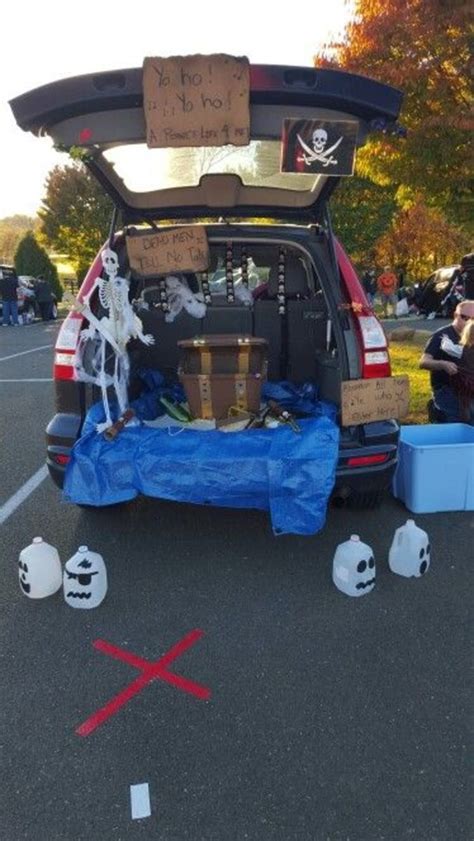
<box><xmin>126</xmin><ymin>226</ymin><xmax>210</xmax><ymax>277</ymax></box>
<box><xmin>143</xmin><ymin>54</ymin><xmax>250</xmax><ymax>148</ymax></box>
<box><xmin>341</xmin><ymin>376</ymin><xmax>410</xmax><ymax>426</ymax></box>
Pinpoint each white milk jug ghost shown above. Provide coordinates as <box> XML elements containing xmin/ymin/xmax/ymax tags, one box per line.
<box><xmin>63</xmin><ymin>546</ymin><xmax>107</xmax><ymax>609</ymax></box>
<box><xmin>388</xmin><ymin>519</ymin><xmax>431</xmax><ymax>578</ymax></box>
<box><xmin>332</xmin><ymin>534</ymin><xmax>376</xmax><ymax>597</ymax></box>
<box><xmin>18</xmin><ymin>537</ymin><xmax>62</xmax><ymax>599</ymax></box>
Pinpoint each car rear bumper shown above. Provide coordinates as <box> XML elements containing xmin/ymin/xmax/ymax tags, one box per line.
<box><xmin>46</xmin><ymin>414</ymin><xmax>400</xmax><ymax>499</ymax></box>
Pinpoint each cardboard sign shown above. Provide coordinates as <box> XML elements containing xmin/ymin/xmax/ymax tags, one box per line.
<box><xmin>143</xmin><ymin>54</ymin><xmax>250</xmax><ymax>148</ymax></box>
<box><xmin>126</xmin><ymin>227</ymin><xmax>210</xmax><ymax>277</ymax></box>
<box><xmin>281</xmin><ymin>119</ymin><xmax>358</xmax><ymax>176</ymax></box>
<box><xmin>341</xmin><ymin>376</ymin><xmax>410</xmax><ymax>426</ymax></box>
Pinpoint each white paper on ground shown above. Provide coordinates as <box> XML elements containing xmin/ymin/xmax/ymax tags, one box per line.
<box><xmin>130</xmin><ymin>783</ymin><xmax>151</xmax><ymax>820</ymax></box>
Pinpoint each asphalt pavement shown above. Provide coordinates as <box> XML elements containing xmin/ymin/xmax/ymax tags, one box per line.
<box><xmin>0</xmin><ymin>320</ymin><xmax>472</xmax><ymax>841</ymax></box>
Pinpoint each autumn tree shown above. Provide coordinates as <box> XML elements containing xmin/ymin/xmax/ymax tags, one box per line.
<box><xmin>0</xmin><ymin>214</ymin><xmax>39</xmax><ymax>264</ymax></box>
<box><xmin>39</xmin><ymin>162</ymin><xmax>114</xmax><ymax>281</ymax></box>
<box><xmin>14</xmin><ymin>231</ymin><xmax>62</xmax><ymax>300</ymax></box>
<box><xmin>316</xmin><ymin>0</ymin><xmax>473</xmax><ymax>231</ymax></box>
<box><xmin>330</xmin><ymin>177</ymin><xmax>397</xmax><ymax>266</ymax></box>
<box><xmin>374</xmin><ymin>198</ymin><xmax>470</xmax><ymax>280</ymax></box>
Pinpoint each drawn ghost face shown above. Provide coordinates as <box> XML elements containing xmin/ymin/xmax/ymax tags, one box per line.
<box><xmin>332</xmin><ymin>536</ymin><xmax>376</xmax><ymax>597</ymax></box>
<box><xmin>63</xmin><ymin>546</ymin><xmax>107</xmax><ymax>609</ymax></box>
<box><xmin>18</xmin><ymin>538</ymin><xmax>62</xmax><ymax>599</ymax></box>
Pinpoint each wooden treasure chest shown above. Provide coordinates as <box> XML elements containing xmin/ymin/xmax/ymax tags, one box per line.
<box><xmin>178</xmin><ymin>335</ymin><xmax>268</xmax><ymax>420</ymax></box>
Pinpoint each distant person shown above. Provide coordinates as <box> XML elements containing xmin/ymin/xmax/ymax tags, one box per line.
<box><xmin>376</xmin><ymin>265</ymin><xmax>398</xmax><ymax>318</ymax></box>
<box><xmin>460</xmin><ymin>253</ymin><xmax>474</xmax><ymax>299</ymax></box>
<box><xmin>0</xmin><ymin>268</ymin><xmax>20</xmax><ymax>326</ymax></box>
<box><xmin>35</xmin><ymin>275</ymin><xmax>54</xmax><ymax>321</ymax></box>
<box><xmin>419</xmin><ymin>300</ymin><xmax>474</xmax><ymax>422</ymax></box>
<box><xmin>361</xmin><ymin>270</ymin><xmax>376</xmax><ymax>306</ymax></box>
<box><xmin>453</xmin><ymin>317</ymin><xmax>474</xmax><ymax>424</ymax></box>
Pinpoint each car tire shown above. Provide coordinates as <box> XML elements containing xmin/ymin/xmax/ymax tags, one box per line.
<box><xmin>347</xmin><ymin>489</ymin><xmax>385</xmax><ymax>509</ymax></box>
<box><xmin>50</xmin><ymin>302</ymin><xmax>58</xmax><ymax>320</ymax></box>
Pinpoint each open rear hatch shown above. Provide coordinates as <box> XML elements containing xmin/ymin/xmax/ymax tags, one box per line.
<box><xmin>10</xmin><ymin>63</ymin><xmax>403</xmax><ymax>224</ymax></box>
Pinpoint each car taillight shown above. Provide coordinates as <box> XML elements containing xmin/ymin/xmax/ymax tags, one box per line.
<box><xmin>332</xmin><ymin>239</ymin><xmax>392</xmax><ymax>379</ymax></box>
<box><xmin>346</xmin><ymin>453</ymin><xmax>389</xmax><ymax>467</ymax></box>
<box><xmin>54</xmin><ymin>312</ymin><xmax>84</xmax><ymax>380</ymax></box>
<box><xmin>356</xmin><ymin>316</ymin><xmax>391</xmax><ymax>378</ymax></box>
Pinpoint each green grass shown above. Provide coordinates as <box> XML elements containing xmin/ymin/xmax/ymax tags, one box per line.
<box><xmin>389</xmin><ymin>340</ymin><xmax>431</xmax><ymax>424</ymax></box>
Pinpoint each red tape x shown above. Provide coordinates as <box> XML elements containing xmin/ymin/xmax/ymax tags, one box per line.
<box><xmin>76</xmin><ymin>629</ymin><xmax>210</xmax><ymax>737</ymax></box>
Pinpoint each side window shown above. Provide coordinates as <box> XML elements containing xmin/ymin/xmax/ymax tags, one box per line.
<box><xmin>207</xmin><ymin>254</ymin><xmax>267</xmax><ymax>294</ymax></box>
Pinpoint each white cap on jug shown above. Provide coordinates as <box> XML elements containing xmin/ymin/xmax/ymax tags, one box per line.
<box><xmin>33</xmin><ymin>537</ymin><xmax>43</xmax><ymax>543</ymax></box>
<box><xmin>78</xmin><ymin>545</ymin><xmax>88</xmax><ymax>553</ymax></box>
<box><xmin>350</xmin><ymin>535</ymin><xmax>360</xmax><ymax>541</ymax></box>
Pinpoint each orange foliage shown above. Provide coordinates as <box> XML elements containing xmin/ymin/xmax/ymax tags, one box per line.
<box><xmin>374</xmin><ymin>198</ymin><xmax>470</xmax><ymax>280</ymax></box>
<box><xmin>315</xmin><ymin>0</ymin><xmax>473</xmax><ymax>228</ymax></box>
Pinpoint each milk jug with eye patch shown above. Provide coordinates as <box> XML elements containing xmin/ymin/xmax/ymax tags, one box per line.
<box><xmin>63</xmin><ymin>545</ymin><xmax>107</xmax><ymax>609</ymax></box>
<box><xmin>388</xmin><ymin>519</ymin><xmax>431</xmax><ymax>578</ymax></box>
<box><xmin>332</xmin><ymin>534</ymin><xmax>376</xmax><ymax>597</ymax></box>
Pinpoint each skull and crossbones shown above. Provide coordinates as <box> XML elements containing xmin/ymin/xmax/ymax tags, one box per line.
<box><xmin>297</xmin><ymin>128</ymin><xmax>343</xmax><ymax>167</ymax></box>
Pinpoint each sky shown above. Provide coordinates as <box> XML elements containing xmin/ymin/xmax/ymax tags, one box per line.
<box><xmin>0</xmin><ymin>0</ymin><xmax>351</xmax><ymax>220</ymax></box>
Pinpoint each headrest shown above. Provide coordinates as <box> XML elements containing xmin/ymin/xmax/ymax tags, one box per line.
<box><xmin>267</xmin><ymin>255</ymin><xmax>309</xmax><ymax>299</ymax></box>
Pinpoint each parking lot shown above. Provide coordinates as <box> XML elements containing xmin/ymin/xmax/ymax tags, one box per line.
<box><xmin>0</xmin><ymin>321</ymin><xmax>472</xmax><ymax>841</ymax></box>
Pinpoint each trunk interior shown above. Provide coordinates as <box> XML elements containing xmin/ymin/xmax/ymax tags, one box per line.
<box><xmin>91</xmin><ymin>231</ymin><xmax>346</xmax><ymax>411</ymax></box>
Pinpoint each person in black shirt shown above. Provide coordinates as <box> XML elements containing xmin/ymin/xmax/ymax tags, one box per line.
<box><xmin>419</xmin><ymin>300</ymin><xmax>474</xmax><ymax>421</ymax></box>
<box><xmin>0</xmin><ymin>268</ymin><xmax>20</xmax><ymax>326</ymax></box>
<box><xmin>361</xmin><ymin>270</ymin><xmax>376</xmax><ymax>307</ymax></box>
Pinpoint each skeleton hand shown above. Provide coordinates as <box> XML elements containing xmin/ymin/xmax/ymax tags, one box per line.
<box><xmin>80</xmin><ymin>326</ymin><xmax>98</xmax><ymax>341</ymax></box>
<box><xmin>141</xmin><ymin>333</ymin><xmax>155</xmax><ymax>346</ymax></box>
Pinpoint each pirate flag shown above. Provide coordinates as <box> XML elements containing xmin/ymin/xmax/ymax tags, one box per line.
<box><xmin>281</xmin><ymin>119</ymin><xmax>358</xmax><ymax>176</ymax></box>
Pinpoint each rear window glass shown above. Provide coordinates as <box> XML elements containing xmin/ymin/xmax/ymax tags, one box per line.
<box><xmin>104</xmin><ymin>140</ymin><xmax>319</xmax><ymax>194</ymax></box>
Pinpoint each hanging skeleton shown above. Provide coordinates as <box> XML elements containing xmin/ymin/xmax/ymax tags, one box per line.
<box><xmin>75</xmin><ymin>248</ymin><xmax>154</xmax><ymax>433</ymax></box>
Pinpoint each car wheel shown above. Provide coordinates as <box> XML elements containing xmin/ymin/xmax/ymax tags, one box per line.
<box><xmin>50</xmin><ymin>302</ymin><xmax>58</xmax><ymax>320</ymax></box>
<box><xmin>347</xmin><ymin>489</ymin><xmax>385</xmax><ymax>509</ymax></box>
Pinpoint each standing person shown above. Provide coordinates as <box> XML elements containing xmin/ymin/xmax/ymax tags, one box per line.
<box><xmin>419</xmin><ymin>300</ymin><xmax>474</xmax><ymax>422</ymax></box>
<box><xmin>361</xmin><ymin>269</ymin><xmax>376</xmax><ymax>307</ymax></box>
<box><xmin>459</xmin><ymin>253</ymin><xmax>474</xmax><ymax>300</ymax></box>
<box><xmin>35</xmin><ymin>275</ymin><xmax>54</xmax><ymax>321</ymax></box>
<box><xmin>453</xmin><ymin>317</ymin><xmax>474</xmax><ymax>424</ymax></box>
<box><xmin>376</xmin><ymin>265</ymin><xmax>398</xmax><ymax>318</ymax></box>
<box><xmin>0</xmin><ymin>268</ymin><xmax>20</xmax><ymax>326</ymax></box>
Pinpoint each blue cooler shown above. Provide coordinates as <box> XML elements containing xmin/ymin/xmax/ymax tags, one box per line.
<box><xmin>393</xmin><ymin>424</ymin><xmax>474</xmax><ymax>513</ymax></box>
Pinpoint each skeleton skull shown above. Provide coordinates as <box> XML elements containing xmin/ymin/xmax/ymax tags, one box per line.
<box><xmin>332</xmin><ymin>535</ymin><xmax>376</xmax><ymax>597</ymax></box>
<box><xmin>63</xmin><ymin>545</ymin><xmax>108</xmax><ymax>609</ymax></box>
<box><xmin>101</xmin><ymin>248</ymin><xmax>119</xmax><ymax>279</ymax></box>
<box><xmin>312</xmin><ymin>129</ymin><xmax>328</xmax><ymax>153</ymax></box>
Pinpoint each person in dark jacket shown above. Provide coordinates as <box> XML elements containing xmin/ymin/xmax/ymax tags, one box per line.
<box><xmin>34</xmin><ymin>275</ymin><xmax>54</xmax><ymax>320</ymax></box>
<box><xmin>361</xmin><ymin>269</ymin><xmax>376</xmax><ymax>306</ymax></box>
<box><xmin>419</xmin><ymin>299</ymin><xmax>474</xmax><ymax>421</ymax></box>
<box><xmin>0</xmin><ymin>268</ymin><xmax>20</xmax><ymax>326</ymax></box>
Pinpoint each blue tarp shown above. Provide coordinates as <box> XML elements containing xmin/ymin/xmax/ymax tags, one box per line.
<box><xmin>63</xmin><ymin>377</ymin><xmax>340</xmax><ymax>535</ymax></box>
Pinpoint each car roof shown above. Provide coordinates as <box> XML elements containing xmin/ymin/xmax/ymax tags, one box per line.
<box><xmin>10</xmin><ymin>63</ymin><xmax>403</xmax><ymax>225</ymax></box>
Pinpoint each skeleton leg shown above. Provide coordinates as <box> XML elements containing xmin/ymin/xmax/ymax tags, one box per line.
<box><xmin>115</xmin><ymin>352</ymin><xmax>129</xmax><ymax>416</ymax></box>
<box><xmin>96</xmin><ymin>337</ymin><xmax>114</xmax><ymax>433</ymax></box>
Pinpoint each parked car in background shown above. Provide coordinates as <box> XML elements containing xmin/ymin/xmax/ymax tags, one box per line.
<box><xmin>0</xmin><ymin>266</ymin><xmax>58</xmax><ymax>322</ymax></box>
<box><xmin>412</xmin><ymin>265</ymin><xmax>462</xmax><ymax>318</ymax></box>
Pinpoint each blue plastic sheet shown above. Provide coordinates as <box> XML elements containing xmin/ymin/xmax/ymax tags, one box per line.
<box><xmin>64</xmin><ymin>379</ymin><xmax>340</xmax><ymax>535</ymax></box>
